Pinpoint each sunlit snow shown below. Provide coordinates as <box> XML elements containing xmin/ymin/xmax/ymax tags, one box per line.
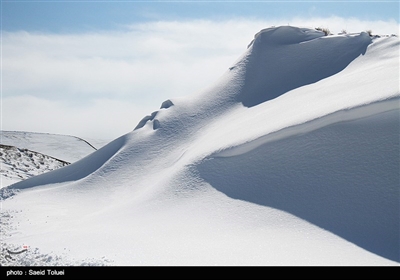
<box><xmin>1</xmin><ymin>26</ymin><xmax>398</xmax><ymax>266</ymax></box>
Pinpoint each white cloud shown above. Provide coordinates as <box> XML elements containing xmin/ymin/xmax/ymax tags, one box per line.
<box><xmin>1</xmin><ymin>95</ymin><xmax>148</xmax><ymax>140</ymax></box>
<box><xmin>286</xmin><ymin>16</ymin><xmax>399</xmax><ymax>35</ymax></box>
<box><xmin>2</xmin><ymin>17</ymin><xmax>399</xmax><ymax>140</ymax></box>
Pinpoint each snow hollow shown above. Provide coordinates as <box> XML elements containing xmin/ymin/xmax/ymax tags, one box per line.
<box><xmin>1</xmin><ymin>26</ymin><xmax>399</xmax><ymax>266</ymax></box>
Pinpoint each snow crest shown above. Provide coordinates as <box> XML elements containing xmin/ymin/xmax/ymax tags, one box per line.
<box><xmin>239</xmin><ymin>26</ymin><xmax>372</xmax><ymax>107</ymax></box>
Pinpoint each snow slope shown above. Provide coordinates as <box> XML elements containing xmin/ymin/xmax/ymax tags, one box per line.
<box><xmin>1</xmin><ymin>26</ymin><xmax>399</xmax><ymax>266</ymax></box>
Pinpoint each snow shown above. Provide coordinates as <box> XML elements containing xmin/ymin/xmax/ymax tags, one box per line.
<box><xmin>0</xmin><ymin>26</ymin><xmax>399</xmax><ymax>266</ymax></box>
<box><xmin>240</xmin><ymin>27</ymin><xmax>371</xmax><ymax>107</ymax></box>
<box><xmin>0</xmin><ymin>131</ymin><xmax>98</xmax><ymax>163</ymax></box>
<box><xmin>0</xmin><ymin>131</ymin><xmax>104</xmax><ymax>189</ymax></box>
<box><xmin>0</xmin><ymin>145</ymin><xmax>68</xmax><ymax>188</ymax></box>
<box><xmin>198</xmin><ymin>108</ymin><xmax>399</xmax><ymax>262</ymax></box>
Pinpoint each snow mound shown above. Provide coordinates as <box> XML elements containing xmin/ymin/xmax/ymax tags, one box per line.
<box><xmin>1</xmin><ymin>26</ymin><xmax>399</xmax><ymax>265</ymax></box>
<box><xmin>134</xmin><ymin>111</ymin><xmax>158</xmax><ymax>130</ymax></box>
<box><xmin>247</xmin><ymin>26</ymin><xmax>324</xmax><ymax>47</ymax></box>
<box><xmin>160</xmin><ymin>99</ymin><xmax>174</xmax><ymax>109</ymax></box>
<box><xmin>239</xmin><ymin>26</ymin><xmax>372</xmax><ymax>107</ymax></box>
<box><xmin>134</xmin><ymin>99</ymin><xmax>175</xmax><ymax>130</ymax></box>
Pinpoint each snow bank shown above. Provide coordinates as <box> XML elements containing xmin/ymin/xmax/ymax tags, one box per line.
<box><xmin>1</xmin><ymin>26</ymin><xmax>398</xmax><ymax>265</ymax></box>
<box><xmin>198</xmin><ymin>105</ymin><xmax>399</xmax><ymax>262</ymax></box>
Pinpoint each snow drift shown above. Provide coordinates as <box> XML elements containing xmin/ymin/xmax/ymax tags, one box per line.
<box><xmin>1</xmin><ymin>26</ymin><xmax>399</xmax><ymax>265</ymax></box>
<box><xmin>239</xmin><ymin>26</ymin><xmax>371</xmax><ymax>107</ymax></box>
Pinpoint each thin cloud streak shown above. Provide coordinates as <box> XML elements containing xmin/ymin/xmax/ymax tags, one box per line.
<box><xmin>2</xmin><ymin>17</ymin><xmax>399</xmax><ymax>139</ymax></box>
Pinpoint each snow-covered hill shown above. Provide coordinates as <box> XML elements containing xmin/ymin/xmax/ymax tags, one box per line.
<box><xmin>0</xmin><ymin>131</ymin><xmax>99</xmax><ymax>163</ymax></box>
<box><xmin>1</xmin><ymin>26</ymin><xmax>399</xmax><ymax>266</ymax></box>
<box><xmin>0</xmin><ymin>131</ymin><xmax>102</xmax><ymax>188</ymax></box>
<box><xmin>0</xmin><ymin>144</ymin><xmax>69</xmax><ymax>188</ymax></box>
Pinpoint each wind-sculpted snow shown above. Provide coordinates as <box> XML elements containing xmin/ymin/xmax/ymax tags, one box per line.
<box><xmin>198</xmin><ymin>101</ymin><xmax>400</xmax><ymax>262</ymax></box>
<box><xmin>1</xmin><ymin>26</ymin><xmax>398</xmax><ymax>266</ymax></box>
<box><xmin>134</xmin><ymin>100</ymin><xmax>174</xmax><ymax>130</ymax></box>
<box><xmin>239</xmin><ymin>26</ymin><xmax>371</xmax><ymax>107</ymax></box>
<box><xmin>134</xmin><ymin>111</ymin><xmax>159</xmax><ymax>130</ymax></box>
<box><xmin>214</xmin><ymin>98</ymin><xmax>399</xmax><ymax>158</ymax></box>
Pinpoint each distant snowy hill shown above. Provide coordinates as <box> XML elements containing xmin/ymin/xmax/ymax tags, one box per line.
<box><xmin>1</xmin><ymin>26</ymin><xmax>398</xmax><ymax>266</ymax></box>
<box><xmin>0</xmin><ymin>144</ymin><xmax>69</xmax><ymax>188</ymax></box>
<box><xmin>0</xmin><ymin>131</ymin><xmax>102</xmax><ymax>188</ymax></box>
<box><xmin>1</xmin><ymin>131</ymin><xmax>98</xmax><ymax>163</ymax></box>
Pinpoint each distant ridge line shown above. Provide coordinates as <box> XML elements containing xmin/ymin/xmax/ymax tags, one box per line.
<box><xmin>0</xmin><ymin>144</ymin><xmax>70</xmax><ymax>165</ymax></box>
<box><xmin>0</xmin><ymin>130</ymin><xmax>98</xmax><ymax>151</ymax></box>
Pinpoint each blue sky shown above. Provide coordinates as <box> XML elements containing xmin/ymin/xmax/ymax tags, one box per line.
<box><xmin>1</xmin><ymin>1</ymin><xmax>399</xmax><ymax>140</ymax></box>
<box><xmin>2</xmin><ymin>1</ymin><xmax>399</xmax><ymax>33</ymax></box>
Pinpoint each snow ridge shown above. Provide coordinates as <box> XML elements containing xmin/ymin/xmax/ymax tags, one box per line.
<box><xmin>239</xmin><ymin>26</ymin><xmax>372</xmax><ymax>107</ymax></box>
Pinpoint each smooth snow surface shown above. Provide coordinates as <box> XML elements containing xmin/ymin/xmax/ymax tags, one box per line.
<box><xmin>1</xmin><ymin>26</ymin><xmax>399</xmax><ymax>266</ymax></box>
